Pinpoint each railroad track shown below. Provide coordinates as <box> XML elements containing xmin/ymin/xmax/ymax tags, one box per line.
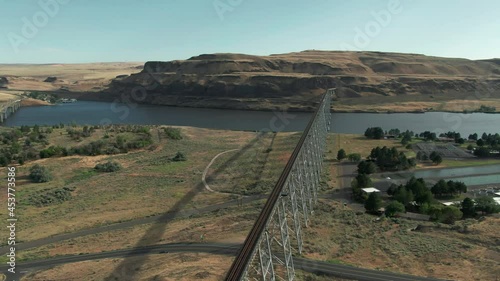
<box><xmin>225</xmin><ymin>93</ymin><xmax>329</xmax><ymax>280</ymax></box>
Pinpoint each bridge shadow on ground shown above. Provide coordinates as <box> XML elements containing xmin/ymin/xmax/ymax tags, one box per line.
<box><xmin>104</xmin><ymin>133</ymin><xmax>266</xmax><ymax>281</ymax></box>
<box><xmin>206</xmin><ymin>132</ymin><xmax>277</xmax><ymax>195</ymax></box>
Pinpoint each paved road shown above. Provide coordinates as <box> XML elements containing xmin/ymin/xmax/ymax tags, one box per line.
<box><xmin>0</xmin><ymin>243</ymin><xmax>448</xmax><ymax>281</ymax></box>
<box><xmin>338</xmin><ymin>162</ymin><xmax>357</xmax><ymax>189</ymax></box>
<box><xmin>0</xmin><ymin>195</ymin><xmax>267</xmax><ymax>255</ymax></box>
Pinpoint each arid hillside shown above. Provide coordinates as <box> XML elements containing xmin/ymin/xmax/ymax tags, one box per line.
<box><xmin>2</xmin><ymin>51</ymin><xmax>500</xmax><ymax>112</ymax></box>
<box><xmin>104</xmin><ymin>51</ymin><xmax>500</xmax><ymax>111</ymax></box>
<box><xmin>0</xmin><ymin>62</ymin><xmax>142</xmax><ymax>93</ymax></box>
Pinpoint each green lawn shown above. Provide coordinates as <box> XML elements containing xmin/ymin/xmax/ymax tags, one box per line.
<box><xmin>442</xmin><ymin>158</ymin><xmax>500</xmax><ymax>168</ymax></box>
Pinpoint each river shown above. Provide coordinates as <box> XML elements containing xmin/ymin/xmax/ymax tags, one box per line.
<box><xmin>2</xmin><ymin>101</ymin><xmax>500</xmax><ymax>136</ymax></box>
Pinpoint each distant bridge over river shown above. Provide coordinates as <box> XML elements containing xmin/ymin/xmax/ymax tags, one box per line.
<box><xmin>0</xmin><ymin>99</ymin><xmax>21</xmax><ymax>123</ymax></box>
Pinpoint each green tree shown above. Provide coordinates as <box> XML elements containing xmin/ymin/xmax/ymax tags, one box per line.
<box><xmin>355</xmin><ymin>173</ymin><xmax>372</xmax><ymax>189</ymax></box>
<box><xmin>431</xmin><ymin>179</ymin><xmax>447</xmax><ymax>197</ymax></box>
<box><xmin>476</xmin><ymin>139</ymin><xmax>485</xmax><ymax>147</ymax></box>
<box><xmin>387</xmin><ymin>183</ymin><xmax>399</xmax><ymax>196</ymax></box>
<box><xmin>474</xmin><ymin>147</ymin><xmax>490</xmax><ymax>157</ymax></box>
<box><xmin>394</xmin><ymin>187</ymin><xmax>414</xmax><ymax>206</ymax></box>
<box><xmin>347</xmin><ymin>153</ymin><xmax>361</xmax><ymax>162</ymax></box>
<box><xmin>461</xmin><ymin>197</ymin><xmax>475</xmax><ymax>218</ymax></box>
<box><xmin>432</xmin><ymin>154</ymin><xmax>443</xmax><ymax>165</ymax></box>
<box><xmin>440</xmin><ymin>206</ymin><xmax>463</xmax><ymax>224</ymax></box>
<box><xmin>364</xmin><ymin>192</ymin><xmax>382</xmax><ymax>213</ymax></box>
<box><xmin>385</xmin><ymin>201</ymin><xmax>405</xmax><ymax>217</ymax></box>
<box><xmin>357</xmin><ymin>161</ymin><xmax>377</xmax><ymax>174</ymax></box>
<box><xmin>364</xmin><ymin>127</ymin><xmax>384</xmax><ymax>139</ymax></box>
<box><xmin>429</xmin><ymin>151</ymin><xmax>438</xmax><ymax>161</ymax></box>
<box><xmin>401</xmin><ymin>134</ymin><xmax>411</xmax><ymax>145</ymax></box>
<box><xmin>337</xmin><ymin>149</ymin><xmax>346</xmax><ymax>161</ymax></box>
<box><xmin>475</xmin><ymin>196</ymin><xmax>500</xmax><ymax>214</ymax></box>
<box><xmin>29</xmin><ymin>164</ymin><xmax>52</xmax><ymax>183</ymax></box>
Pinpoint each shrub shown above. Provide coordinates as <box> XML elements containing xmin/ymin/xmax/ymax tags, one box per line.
<box><xmin>27</xmin><ymin>186</ymin><xmax>74</xmax><ymax>207</ymax></box>
<box><xmin>347</xmin><ymin>153</ymin><xmax>361</xmax><ymax>162</ymax></box>
<box><xmin>164</xmin><ymin>127</ymin><xmax>182</xmax><ymax>140</ymax></box>
<box><xmin>385</xmin><ymin>201</ymin><xmax>405</xmax><ymax>217</ymax></box>
<box><xmin>94</xmin><ymin>161</ymin><xmax>122</xmax><ymax>172</ymax></box>
<box><xmin>172</xmin><ymin>151</ymin><xmax>187</xmax><ymax>162</ymax></box>
<box><xmin>29</xmin><ymin>164</ymin><xmax>52</xmax><ymax>183</ymax></box>
<box><xmin>39</xmin><ymin>145</ymin><xmax>65</xmax><ymax>158</ymax></box>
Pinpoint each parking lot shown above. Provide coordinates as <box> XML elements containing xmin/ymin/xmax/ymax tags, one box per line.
<box><xmin>413</xmin><ymin>142</ymin><xmax>474</xmax><ymax>158</ymax></box>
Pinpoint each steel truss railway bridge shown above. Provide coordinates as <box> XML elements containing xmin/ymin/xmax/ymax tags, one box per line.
<box><xmin>226</xmin><ymin>89</ymin><xmax>334</xmax><ymax>281</ymax></box>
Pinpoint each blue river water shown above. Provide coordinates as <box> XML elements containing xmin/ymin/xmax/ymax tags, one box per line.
<box><xmin>3</xmin><ymin>101</ymin><xmax>500</xmax><ymax>136</ymax></box>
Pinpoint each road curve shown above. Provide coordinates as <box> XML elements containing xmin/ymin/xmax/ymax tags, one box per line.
<box><xmin>202</xmin><ymin>149</ymin><xmax>239</xmax><ymax>192</ymax></box>
<box><xmin>0</xmin><ymin>195</ymin><xmax>266</xmax><ymax>255</ymax></box>
<box><xmin>0</xmin><ymin>243</ymin><xmax>449</xmax><ymax>281</ymax></box>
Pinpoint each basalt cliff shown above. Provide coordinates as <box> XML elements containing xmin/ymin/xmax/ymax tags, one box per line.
<box><xmin>100</xmin><ymin>51</ymin><xmax>500</xmax><ymax>111</ymax></box>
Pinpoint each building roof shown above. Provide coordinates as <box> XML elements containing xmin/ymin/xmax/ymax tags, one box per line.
<box><xmin>361</xmin><ymin>187</ymin><xmax>380</xmax><ymax>193</ymax></box>
<box><xmin>494</xmin><ymin>197</ymin><xmax>500</xmax><ymax>205</ymax></box>
<box><xmin>495</xmin><ymin>192</ymin><xmax>500</xmax><ymax>197</ymax></box>
<box><xmin>442</xmin><ymin>201</ymin><xmax>461</xmax><ymax>206</ymax></box>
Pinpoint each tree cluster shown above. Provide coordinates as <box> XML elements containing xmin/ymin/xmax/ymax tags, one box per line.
<box><xmin>369</xmin><ymin>146</ymin><xmax>416</xmax><ymax>171</ymax></box>
<box><xmin>388</xmin><ymin>177</ymin><xmax>433</xmax><ymax>207</ymax></box>
<box><xmin>364</xmin><ymin>127</ymin><xmax>384</xmax><ymax>139</ymax></box>
<box><xmin>427</xmin><ymin>205</ymin><xmax>463</xmax><ymax>224</ymax></box>
<box><xmin>416</xmin><ymin>150</ymin><xmax>443</xmax><ymax>165</ymax></box>
<box><xmin>419</xmin><ymin>131</ymin><xmax>437</xmax><ymax>141</ymax></box>
<box><xmin>440</xmin><ymin>131</ymin><xmax>465</xmax><ymax>144</ymax></box>
<box><xmin>476</xmin><ymin>105</ymin><xmax>496</xmax><ymax>112</ymax></box>
<box><xmin>431</xmin><ymin>180</ymin><xmax>467</xmax><ymax>197</ymax></box>
<box><xmin>357</xmin><ymin>160</ymin><xmax>377</xmax><ymax>174</ymax></box>
<box><xmin>429</xmin><ymin>151</ymin><xmax>443</xmax><ymax>165</ymax></box>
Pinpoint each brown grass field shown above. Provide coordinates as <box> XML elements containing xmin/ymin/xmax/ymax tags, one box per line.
<box><xmin>302</xmin><ymin>200</ymin><xmax>500</xmax><ymax>281</ymax></box>
<box><xmin>1</xmin><ymin>128</ymin><xmax>499</xmax><ymax>280</ymax></box>
<box><xmin>0</xmin><ymin>63</ymin><xmax>142</xmax><ymax>92</ymax></box>
<box><xmin>1</xmin><ymin>126</ymin><xmax>290</xmax><ymax>243</ymax></box>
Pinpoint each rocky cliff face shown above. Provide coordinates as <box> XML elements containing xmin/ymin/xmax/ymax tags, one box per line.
<box><xmin>104</xmin><ymin>51</ymin><xmax>500</xmax><ymax>111</ymax></box>
<box><xmin>0</xmin><ymin>76</ymin><xmax>8</xmax><ymax>88</ymax></box>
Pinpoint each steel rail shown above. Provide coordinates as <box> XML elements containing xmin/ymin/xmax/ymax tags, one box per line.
<box><xmin>225</xmin><ymin>91</ymin><xmax>330</xmax><ymax>281</ymax></box>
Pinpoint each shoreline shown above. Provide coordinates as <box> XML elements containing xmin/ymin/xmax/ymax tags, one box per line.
<box><xmin>21</xmin><ymin>97</ymin><xmax>500</xmax><ymax>114</ymax></box>
<box><xmin>20</xmin><ymin>98</ymin><xmax>52</xmax><ymax>107</ymax></box>
<box><xmin>8</xmin><ymin>89</ymin><xmax>500</xmax><ymax>114</ymax></box>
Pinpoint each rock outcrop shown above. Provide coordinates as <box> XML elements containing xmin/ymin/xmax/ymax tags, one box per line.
<box><xmin>44</xmin><ymin>76</ymin><xmax>57</xmax><ymax>83</ymax></box>
<box><xmin>103</xmin><ymin>51</ymin><xmax>500</xmax><ymax>110</ymax></box>
<box><xmin>0</xmin><ymin>76</ymin><xmax>8</xmax><ymax>88</ymax></box>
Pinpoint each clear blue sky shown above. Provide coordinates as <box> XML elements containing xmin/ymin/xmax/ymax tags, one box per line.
<box><xmin>1</xmin><ymin>0</ymin><xmax>499</xmax><ymax>63</ymax></box>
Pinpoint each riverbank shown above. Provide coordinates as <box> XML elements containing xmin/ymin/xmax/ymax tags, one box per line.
<box><xmin>5</xmin><ymin>87</ymin><xmax>500</xmax><ymax>113</ymax></box>
<box><xmin>20</xmin><ymin>98</ymin><xmax>52</xmax><ymax>107</ymax></box>
<box><xmin>53</xmin><ymin>90</ymin><xmax>500</xmax><ymax>114</ymax></box>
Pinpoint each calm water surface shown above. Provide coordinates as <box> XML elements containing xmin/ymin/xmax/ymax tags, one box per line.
<box><xmin>3</xmin><ymin>101</ymin><xmax>500</xmax><ymax>136</ymax></box>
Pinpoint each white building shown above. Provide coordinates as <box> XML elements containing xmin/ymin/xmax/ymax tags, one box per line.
<box><xmin>361</xmin><ymin>187</ymin><xmax>380</xmax><ymax>194</ymax></box>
